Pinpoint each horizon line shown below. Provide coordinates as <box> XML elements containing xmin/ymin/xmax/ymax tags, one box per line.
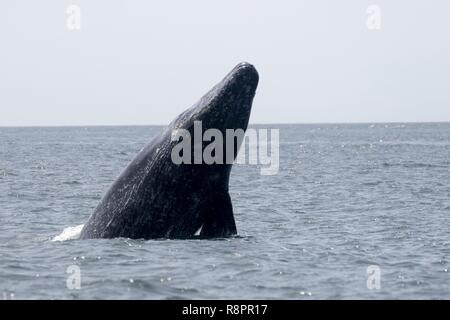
<box><xmin>0</xmin><ymin>120</ymin><xmax>450</xmax><ymax>128</ymax></box>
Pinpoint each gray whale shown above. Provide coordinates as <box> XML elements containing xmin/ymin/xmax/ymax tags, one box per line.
<box><xmin>80</xmin><ymin>62</ymin><xmax>259</xmax><ymax>239</ymax></box>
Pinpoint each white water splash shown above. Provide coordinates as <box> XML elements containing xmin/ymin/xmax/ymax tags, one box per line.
<box><xmin>52</xmin><ymin>224</ymin><xmax>84</xmax><ymax>242</ymax></box>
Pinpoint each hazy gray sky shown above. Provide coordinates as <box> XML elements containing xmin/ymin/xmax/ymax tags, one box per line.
<box><xmin>1</xmin><ymin>1</ymin><xmax>449</xmax><ymax>126</ymax></box>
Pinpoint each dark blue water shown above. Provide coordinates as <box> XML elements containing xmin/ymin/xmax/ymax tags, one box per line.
<box><xmin>1</xmin><ymin>123</ymin><xmax>449</xmax><ymax>299</ymax></box>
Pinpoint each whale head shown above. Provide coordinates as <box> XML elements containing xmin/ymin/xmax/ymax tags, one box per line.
<box><xmin>169</xmin><ymin>62</ymin><xmax>259</xmax><ymax>185</ymax></box>
<box><xmin>173</xmin><ymin>62</ymin><xmax>259</xmax><ymax>132</ymax></box>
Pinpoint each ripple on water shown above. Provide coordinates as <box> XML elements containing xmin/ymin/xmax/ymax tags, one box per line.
<box><xmin>1</xmin><ymin>124</ymin><xmax>450</xmax><ymax>299</ymax></box>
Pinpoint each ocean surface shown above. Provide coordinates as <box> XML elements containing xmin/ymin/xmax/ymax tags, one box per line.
<box><xmin>0</xmin><ymin>123</ymin><xmax>449</xmax><ymax>299</ymax></box>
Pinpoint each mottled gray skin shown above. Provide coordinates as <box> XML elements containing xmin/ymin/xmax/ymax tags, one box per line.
<box><xmin>80</xmin><ymin>62</ymin><xmax>259</xmax><ymax>239</ymax></box>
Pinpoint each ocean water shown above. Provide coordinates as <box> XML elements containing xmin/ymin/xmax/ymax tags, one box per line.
<box><xmin>0</xmin><ymin>123</ymin><xmax>449</xmax><ymax>299</ymax></box>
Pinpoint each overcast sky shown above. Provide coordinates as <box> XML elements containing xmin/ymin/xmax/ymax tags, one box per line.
<box><xmin>1</xmin><ymin>1</ymin><xmax>449</xmax><ymax>126</ymax></box>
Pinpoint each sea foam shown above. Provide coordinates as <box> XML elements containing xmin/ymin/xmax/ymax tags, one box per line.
<box><xmin>52</xmin><ymin>224</ymin><xmax>84</xmax><ymax>241</ymax></box>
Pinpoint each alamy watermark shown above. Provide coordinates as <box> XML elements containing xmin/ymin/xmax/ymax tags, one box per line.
<box><xmin>366</xmin><ymin>265</ymin><xmax>381</xmax><ymax>290</ymax></box>
<box><xmin>171</xmin><ymin>121</ymin><xmax>279</xmax><ymax>175</ymax></box>
<box><xmin>66</xmin><ymin>5</ymin><xmax>81</xmax><ymax>31</ymax></box>
<box><xmin>366</xmin><ymin>5</ymin><xmax>382</xmax><ymax>30</ymax></box>
<box><xmin>66</xmin><ymin>265</ymin><xmax>81</xmax><ymax>290</ymax></box>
